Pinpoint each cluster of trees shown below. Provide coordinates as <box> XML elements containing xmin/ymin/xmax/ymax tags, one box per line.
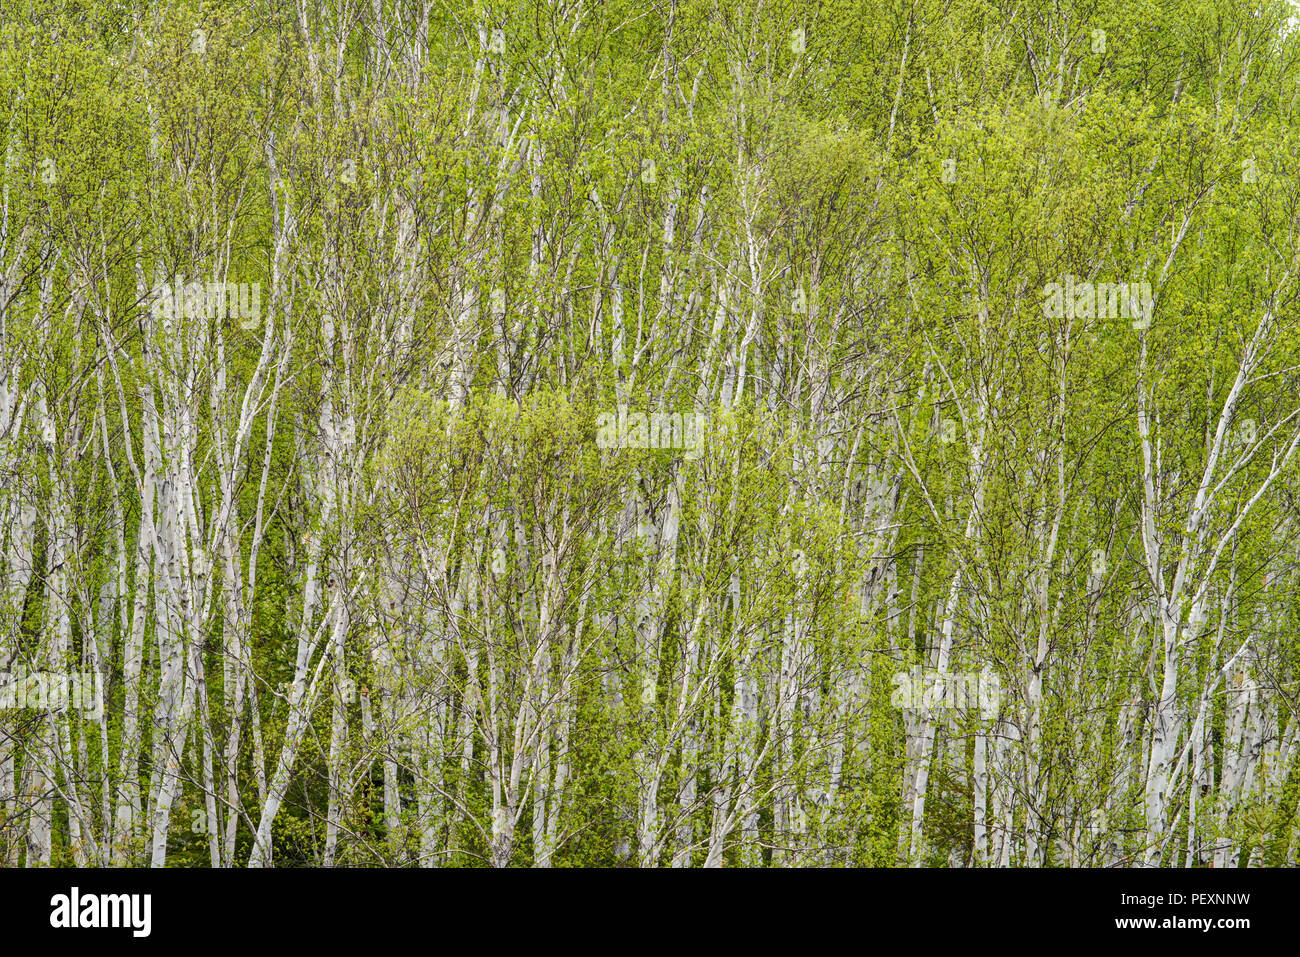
<box><xmin>1</xmin><ymin>0</ymin><xmax>1300</xmax><ymax>867</ymax></box>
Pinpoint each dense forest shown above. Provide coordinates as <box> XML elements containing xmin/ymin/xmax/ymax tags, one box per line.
<box><xmin>2</xmin><ymin>0</ymin><xmax>1300</xmax><ymax>868</ymax></box>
